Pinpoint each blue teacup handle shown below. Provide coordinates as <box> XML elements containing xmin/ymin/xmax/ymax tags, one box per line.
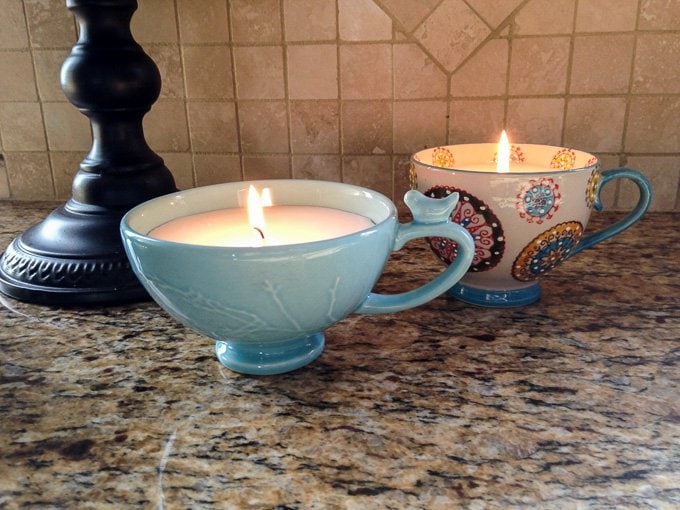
<box><xmin>357</xmin><ymin>190</ymin><xmax>474</xmax><ymax>314</ymax></box>
<box><xmin>570</xmin><ymin>167</ymin><xmax>652</xmax><ymax>257</ymax></box>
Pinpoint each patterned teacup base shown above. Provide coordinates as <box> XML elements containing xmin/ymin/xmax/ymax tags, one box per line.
<box><xmin>449</xmin><ymin>282</ymin><xmax>541</xmax><ymax>307</ymax></box>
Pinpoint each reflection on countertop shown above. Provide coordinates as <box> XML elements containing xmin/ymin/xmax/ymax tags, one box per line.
<box><xmin>1</xmin><ymin>201</ymin><xmax>679</xmax><ymax>508</ymax></box>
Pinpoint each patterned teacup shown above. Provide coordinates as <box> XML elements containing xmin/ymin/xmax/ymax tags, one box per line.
<box><xmin>411</xmin><ymin>143</ymin><xmax>652</xmax><ymax>307</ymax></box>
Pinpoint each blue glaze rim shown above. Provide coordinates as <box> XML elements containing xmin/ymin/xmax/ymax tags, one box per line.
<box><xmin>121</xmin><ymin>179</ymin><xmax>396</xmax><ymax>255</ymax></box>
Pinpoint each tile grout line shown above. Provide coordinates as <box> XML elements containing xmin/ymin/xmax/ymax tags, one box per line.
<box><xmin>617</xmin><ymin>0</ymin><xmax>644</xmax><ymax>209</ymax></box>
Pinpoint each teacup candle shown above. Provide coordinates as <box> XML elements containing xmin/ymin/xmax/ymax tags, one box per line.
<box><xmin>411</xmin><ymin>132</ymin><xmax>652</xmax><ymax>307</ymax></box>
<box><xmin>121</xmin><ymin>179</ymin><xmax>475</xmax><ymax>375</ymax></box>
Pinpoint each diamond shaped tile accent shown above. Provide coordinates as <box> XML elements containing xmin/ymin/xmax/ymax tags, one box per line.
<box><xmin>413</xmin><ymin>0</ymin><xmax>490</xmax><ymax>72</ymax></box>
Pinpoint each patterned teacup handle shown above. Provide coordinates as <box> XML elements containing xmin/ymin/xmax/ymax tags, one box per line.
<box><xmin>570</xmin><ymin>168</ymin><xmax>652</xmax><ymax>257</ymax></box>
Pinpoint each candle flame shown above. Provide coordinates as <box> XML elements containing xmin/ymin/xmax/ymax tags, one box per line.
<box><xmin>496</xmin><ymin>130</ymin><xmax>510</xmax><ymax>173</ymax></box>
<box><xmin>247</xmin><ymin>185</ymin><xmax>268</xmax><ymax>242</ymax></box>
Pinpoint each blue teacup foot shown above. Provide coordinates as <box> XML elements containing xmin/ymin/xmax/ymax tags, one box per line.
<box><xmin>215</xmin><ymin>333</ymin><xmax>325</xmax><ymax>375</ymax></box>
<box><xmin>449</xmin><ymin>282</ymin><xmax>541</xmax><ymax>307</ymax></box>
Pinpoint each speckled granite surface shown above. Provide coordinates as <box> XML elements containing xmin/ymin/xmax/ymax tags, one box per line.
<box><xmin>1</xmin><ymin>201</ymin><xmax>678</xmax><ymax>509</ymax></box>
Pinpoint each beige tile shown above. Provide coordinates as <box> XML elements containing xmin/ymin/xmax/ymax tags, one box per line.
<box><xmin>177</xmin><ymin>0</ymin><xmax>229</xmax><ymax>43</ymax></box>
<box><xmin>194</xmin><ymin>154</ymin><xmax>242</xmax><ymax>186</ymax></box>
<box><xmin>414</xmin><ymin>0</ymin><xmax>490</xmax><ymax>72</ymax></box>
<box><xmin>451</xmin><ymin>39</ymin><xmax>508</xmax><ymax>97</ymax></box>
<box><xmin>380</xmin><ymin>0</ymin><xmax>439</xmax><ymax>32</ymax></box>
<box><xmin>49</xmin><ymin>151</ymin><xmax>83</xmax><ymax>199</ymax></box>
<box><xmin>238</xmin><ymin>101</ymin><xmax>289</xmax><ymax>153</ymax></box>
<box><xmin>159</xmin><ymin>152</ymin><xmax>194</xmax><ymax>190</ymax></box>
<box><xmin>341</xmin><ymin>101</ymin><xmax>392</xmax><ymax>154</ymax></box>
<box><xmin>625</xmin><ymin>96</ymin><xmax>680</xmax><ymax>153</ymax></box>
<box><xmin>131</xmin><ymin>0</ymin><xmax>177</xmax><ymax>44</ymax></box>
<box><xmin>233</xmin><ymin>46</ymin><xmax>284</xmax><ymax>100</ymax></box>
<box><xmin>187</xmin><ymin>101</ymin><xmax>239</xmax><ymax>153</ymax></box>
<box><xmin>33</xmin><ymin>49</ymin><xmax>69</xmax><ymax>101</ymax></box>
<box><xmin>619</xmin><ymin>157</ymin><xmax>680</xmax><ymax>212</ymax></box>
<box><xmin>508</xmin><ymin>37</ymin><xmax>570</xmax><ymax>95</ymax></box>
<box><xmin>292</xmin><ymin>155</ymin><xmax>341</xmax><ymax>181</ymax></box>
<box><xmin>449</xmin><ymin>99</ymin><xmax>505</xmax><ymax>144</ymax></box>
<box><xmin>514</xmin><ymin>0</ymin><xmax>575</xmax><ymax>35</ymax></box>
<box><xmin>466</xmin><ymin>0</ymin><xmax>523</xmax><ymax>27</ymax></box>
<box><xmin>143</xmin><ymin>100</ymin><xmax>190</xmax><ymax>152</ymax></box>
<box><xmin>0</xmin><ymin>103</ymin><xmax>47</xmax><ymax>151</ymax></box>
<box><xmin>290</xmin><ymin>101</ymin><xmax>339</xmax><ymax>154</ymax></box>
<box><xmin>640</xmin><ymin>0</ymin><xmax>680</xmax><ymax>30</ymax></box>
<box><xmin>0</xmin><ymin>155</ymin><xmax>9</xmax><ymax>198</ymax></box>
<box><xmin>145</xmin><ymin>45</ymin><xmax>184</xmax><ymax>99</ymax></box>
<box><xmin>340</xmin><ymin>44</ymin><xmax>392</xmax><ymax>99</ymax></box>
<box><xmin>393</xmin><ymin>154</ymin><xmax>412</xmax><ymax>214</ymax></box>
<box><xmin>243</xmin><ymin>155</ymin><xmax>291</xmax><ymax>180</ymax></box>
<box><xmin>633</xmin><ymin>34</ymin><xmax>680</xmax><ymax>94</ymax></box>
<box><xmin>0</xmin><ymin>51</ymin><xmax>37</xmax><ymax>101</ymax></box>
<box><xmin>230</xmin><ymin>0</ymin><xmax>282</xmax><ymax>44</ymax></box>
<box><xmin>570</xmin><ymin>35</ymin><xmax>635</xmax><ymax>95</ymax></box>
<box><xmin>24</xmin><ymin>0</ymin><xmax>75</xmax><ymax>48</ymax></box>
<box><xmin>393</xmin><ymin>100</ymin><xmax>448</xmax><ymax>154</ymax></box>
<box><xmin>339</xmin><ymin>0</ymin><xmax>392</xmax><ymax>41</ymax></box>
<box><xmin>575</xmin><ymin>0</ymin><xmax>637</xmax><ymax>32</ymax></box>
<box><xmin>287</xmin><ymin>45</ymin><xmax>337</xmax><ymax>99</ymax></box>
<box><xmin>0</xmin><ymin>0</ymin><xmax>29</xmax><ymax>49</ymax></box>
<box><xmin>564</xmin><ymin>97</ymin><xmax>626</xmax><ymax>153</ymax></box>
<box><xmin>394</xmin><ymin>44</ymin><xmax>447</xmax><ymax>99</ymax></box>
<box><xmin>342</xmin><ymin>155</ymin><xmax>393</xmax><ymax>198</ymax></box>
<box><xmin>43</xmin><ymin>102</ymin><xmax>91</xmax><ymax>151</ymax></box>
<box><xmin>183</xmin><ymin>46</ymin><xmax>233</xmax><ymax>99</ymax></box>
<box><xmin>5</xmin><ymin>152</ymin><xmax>54</xmax><ymax>199</ymax></box>
<box><xmin>506</xmin><ymin>98</ymin><xmax>565</xmax><ymax>145</ymax></box>
<box><xmin>283</xmin><ymin>0</ymin><xmax>336</xmax><ymax>41</ymax></box>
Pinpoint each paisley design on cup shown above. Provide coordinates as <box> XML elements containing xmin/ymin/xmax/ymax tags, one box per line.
<box><xmin>425</xmin><ymin>186</ymin><xmax>505</xmax><ymax>272</ymax></box>
<box><xmin>512</xmin><ymin>221</ymin><xmax>584</xmax><ymax>281</ymax></box>
<box><xmin>516</xmin><ymin>177</ymin><xmax>561</xmax><ymax>224</ymax></box>
<box><xmin>586</xmin><ymin>169</ymin><xmax>600</xmax><ymax>208</ymax></box>
<box><xmin>432</xmin><ymin>147</ymin><xmax>454</xmax><ymax>168</ymax></box>
<box><xmin>551</xmin><ymin>148</ymin><xmax>576</xmax><ymax>170</ymax></box>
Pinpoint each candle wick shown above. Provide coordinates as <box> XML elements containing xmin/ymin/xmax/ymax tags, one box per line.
<box><xmin>253</xmin><ymin>227</ymin><xmax>265</xmax><ymax>240</ymax></box>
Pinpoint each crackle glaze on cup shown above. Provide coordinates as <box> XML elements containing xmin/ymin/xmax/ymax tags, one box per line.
<box><xmin>411</xmin><ymin>143</ymin><xmax>652</xmax><ymax>307</ymax></box>
<box><xmin>121</xmin><ymin>179</ymin><xmax>474</xmax><ymax>375</ymax></box>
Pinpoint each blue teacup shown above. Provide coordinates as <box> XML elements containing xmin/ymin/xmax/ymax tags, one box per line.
<box><xmin>121</xmin><ymin>180</ymin><xmax>474</xmax><ymax>375</ymax></box>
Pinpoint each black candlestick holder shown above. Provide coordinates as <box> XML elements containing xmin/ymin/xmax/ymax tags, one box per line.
<box><xmin>0</xmin><ymin>0</ymin><xmax>176</xmax><ymax>305</ymax></box>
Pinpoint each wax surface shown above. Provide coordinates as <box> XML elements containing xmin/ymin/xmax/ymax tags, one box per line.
<box><xmin>457</xmin><ymin>163</ymin><xmax>558</xmax><ymax>173</ymax></box>
<box><xmin>149</xmin><ymin>205</ymin><xmax>375</xmax><ymax>247</ymax></box>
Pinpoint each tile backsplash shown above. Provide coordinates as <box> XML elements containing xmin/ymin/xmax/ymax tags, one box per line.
<box><xmin>0</xmin><ymin>0</ymin><xmax>678</xmax><ymax>211</ymax></box>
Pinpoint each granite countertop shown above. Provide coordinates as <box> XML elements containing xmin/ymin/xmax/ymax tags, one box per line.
<box><xmin>1</xmin><ymin>201</ymin><xmax>678</xmax><ymax>509</ymax></box>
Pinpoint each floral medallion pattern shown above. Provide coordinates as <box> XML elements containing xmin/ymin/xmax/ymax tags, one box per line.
<box><xmin>512</xmin><ymin>221</ymin><xmax>584</xmax><ymax>281</ymax></box>
<box><xmin>493</xmin><ymin>145</ymin><xmax>525</xmax><ymax>165</ymax></box>
<box><xmin>425</xmin><ymin>185</ymin><xmax>504</xmax><ymax>272</ymax></box>
<box><xmin>550</xmin><ymin>148</ymin><xmax>576</xmax><ymax>170</ymax></box>
<box><xmin>432</xmin><ymin>147</ymin><xmax>454</xmax><ymax>168</ymax></box>
<box><xmin>516</xmin><ymin>177</ymin><xmax>561</xmax><ymax>224</ymax></box>
<box><xmin>409</xmin><ymin>162</ymin><xmax>417</xmax><ymax>190</ymax></box>
<box><xmin>586</xmin><ymin>169</ymin><xmax>600</xmax><ymax>209</ymax></box>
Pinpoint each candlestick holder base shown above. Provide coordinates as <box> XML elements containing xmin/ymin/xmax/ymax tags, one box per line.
<box><xmin>0</xmin><ymin>200</ymin><xmax>153</xmax><ymax>305</ymax></box>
